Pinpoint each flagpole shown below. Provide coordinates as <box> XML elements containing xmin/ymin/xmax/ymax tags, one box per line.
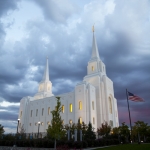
<box><xmin>126</xmin><ymin>89</ymin><xmax>132</xmax><ymax>142</ymax></box>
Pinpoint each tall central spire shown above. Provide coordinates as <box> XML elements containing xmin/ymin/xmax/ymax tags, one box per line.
<box><xmin>42</xmin><ymin>58</ymin><xmax>49</xmax><ymax>82</ymax></box>
<box><xmin>91</xmin><ymin>26</ymin><xmax>100</xmax><ymax>60</ymax></box>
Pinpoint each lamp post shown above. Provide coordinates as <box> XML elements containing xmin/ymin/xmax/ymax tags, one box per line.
<box><xmin>37</xmin><ymin>121</ymin><xmax>41</xmax><ymax>138</ymax></box>
<box><xmin>17</xmin><ymin>119</ymin><xmax>20</xmax><ymax>134</ymax></box>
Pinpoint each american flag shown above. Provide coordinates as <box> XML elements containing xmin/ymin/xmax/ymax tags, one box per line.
<box><xmin>128</xmin><ymin>91</ymin><xmax>144</xmax><ymax>102</ymax></box>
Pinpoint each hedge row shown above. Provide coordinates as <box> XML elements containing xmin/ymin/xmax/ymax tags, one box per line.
<box><xmin>0</xmin><ymin>139</ymin><xmax>119</xmax><ymax>148</ymax></box>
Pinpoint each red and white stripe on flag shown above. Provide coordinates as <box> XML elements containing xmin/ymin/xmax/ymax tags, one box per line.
<box><xmin>128</xmin><ymin>91</ymin><xmax>144</xmax><ymax>102</ymax></box>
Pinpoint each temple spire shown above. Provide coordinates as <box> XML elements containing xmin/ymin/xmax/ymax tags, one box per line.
<box><xmin>91</xmin><ymin>26</ymin><xmax>100</xmax><ymax>60</ymax></box>
<box><xmin>42</xmin><ymin>58</ymin><xmax>49</xmax><ymax>81</ymax></box>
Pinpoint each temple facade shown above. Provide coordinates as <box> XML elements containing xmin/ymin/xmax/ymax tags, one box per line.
<box><xmin>18</xmin><ymin>31</ymin><xmax>119</xmax><ymax>135</ymax></box>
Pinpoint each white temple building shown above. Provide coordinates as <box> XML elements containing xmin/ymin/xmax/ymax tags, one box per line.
<box><xmin>18</xmin><ymin>30</ymin><xmax>119</xmax><ymax>135</ymax></box>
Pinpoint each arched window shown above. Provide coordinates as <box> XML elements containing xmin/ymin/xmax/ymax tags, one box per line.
<box><xmin>92</xmin><ymin>101</ymin><xmax>94</xmax><ymax>110</ymax></box>
<box><xmin>62</xmin><ymin>105</ymin><xmax>65</xmax><ymax>113</ymax></box>
<box><xmin>70</xmin><ymin>104</ymin><xmax>72</xmax><ymax>112</ymax></box>
<box><xmin>79</xmin><ymin>117</ymin><xmax>82</xmax><ymax>124</ymax></box>
<box><xmin>48</xmin><ymin>107</ymin><xmax>50</xmax><ymax>115</ymax></box>
<box><xmin>69</xmin><ymin>120</ymin><xmax>72</xmax><ymax>124</ymax></box>
<box><xmin>79</xmin><ymin>101</ymin><xmax>82</xmax><ymax>110</ymax></box>
<box><xmin>109</xmin><ymin>97</ymin><xmax>112</xmax><ymax>114</ymax></box>
<box><xmin>93</xmin><ymin>117</ymin><xmax>95</xmax><ymax>124</ymax></box>
<box><xmin>92</xmin><ymin>66</ymin><xmax>94</xmax><ymax>71</ymax></box>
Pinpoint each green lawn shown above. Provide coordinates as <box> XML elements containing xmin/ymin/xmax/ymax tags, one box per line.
<box><xmin>95</xmin><ymin>143</ymin><xmax>150</xmax><ymax>150</ymax></box>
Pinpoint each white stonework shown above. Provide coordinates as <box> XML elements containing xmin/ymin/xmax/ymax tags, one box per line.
<box><xmin>18</xmin><ymin>32</ymin><xmax>119</xmax><ymax>134</ymax></box>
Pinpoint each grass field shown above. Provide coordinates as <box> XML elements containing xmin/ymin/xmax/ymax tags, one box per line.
<box><xmin>95</xmin><ymin>143</ymin><xmax>150</xmax><ymax>150</ymax></box>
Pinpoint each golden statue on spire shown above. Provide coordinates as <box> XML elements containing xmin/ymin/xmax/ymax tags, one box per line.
<box><xmin>92</xmin><ymin>25</ymin><xmax>95</xmax><ymax>32</ymax></box>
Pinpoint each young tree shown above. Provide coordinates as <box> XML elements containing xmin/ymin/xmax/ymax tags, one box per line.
<box><xmin>133</xmin><ymin>121</ymin><xmax>149</xmax><ymax>143</ymax></box>
<box><xmin>119</xmin><ymin>122</ymin><xmax>130</xmax><ymax>143</ymax></box>
<box><xmin>84</xmin><ymin>122</ymin><xmax>96</xmax><ymax>140</ymax></box>
<box><xmin>0</xmin><ymin>124</ymin><xmax>4</xmax><ymax>136</ymax></box>
<box><xmin>18</xmin><ymin>125</ymin><xmax>26</xmax><ymax>139</ymax></box>
<box><xmin>97</xmin><ymin>121</ymin><xmax>111</xmax><ymax>138</ymax></box>
<box><xmin>47</xmin><ymin>97</ymin><xmax>66</xmax><ymax>149</ymax></box>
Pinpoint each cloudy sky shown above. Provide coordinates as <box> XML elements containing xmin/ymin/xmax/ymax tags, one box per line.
<box><xmin>0</xmin><ymin>0</ymin><xmax>150</xmax><ymax>133</ymax></box>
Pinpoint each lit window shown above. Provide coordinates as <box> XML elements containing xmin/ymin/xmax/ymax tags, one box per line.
<box><xmin>92</xmin><ymin>101</ymin><xmax>94</xmax><ymax>110</ymax></box>
<box><xmin>36</xmin><ymin>109</ymin><xmax>38</xmax><ymax>116</ymax></box>
<box><xmin>69</xmin><ymin>120</ymin><xmax>72</xmax><ymax>124</ymax></box>
<box><xmin>109</xmin><ymin>98</ymin><xmax>112</xmax><ymax>114</ymax></box>
<box><xmin>62</xmin><ymin>105</ymin><xmax>65</xmax><ymax>113</ymax></box>
<box><xmin>79</xmin><ymin>101</ymin><xmax>82</xmax><ymax>110</ymax></box>
<box><xmin>47</xmin><ymin>121</ymin><xmax>50</xmax><ymax>125</ymax></box>
<box><xmin>79</xmin><ymin>117</ymin><xmax>82</xmax><ymax>124</ymax></box>
<box><xmin>70</xmin><ymin>104</ymin><xmax>72</xmax><ymax>112</ymax></box>
<box><xmin>42</xmin><ymin>108</ymin><xmax>44</xmax><ymax>116</ymax></box>
<box><xmin>41</xmin><ymin>122</ymin><xmax>44</xmax><ymax>126</ymax></box>
<box><xmin>93</xmin><ymin>117</ymin><xmax>95</xmax><ymax>124</ymax></box>
<box><xmin>48</xmin><ymin>107</ymin><xmax>50</xmax><ymax>115</ymax></box>
<box><xmin>110</xmin><ymin>120</ymin><xmax>113</xmax><ymax>127</ymax></box>
<box><xmin>31</xmin><ymin>110</ymin><xmax>33</xmax><ymax>117</ymax></box>
<box><xmin>20</xmin><ymin>111</ymin><xmax>22</xmax><ymax>118</ymax></box>
<box><xmin>92</xmin><ymin>66</ymin><xmax>94</xmax><ymax>71</ymax></box>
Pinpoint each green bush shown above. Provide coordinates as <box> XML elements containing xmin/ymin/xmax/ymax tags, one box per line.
<box><xmin>82</xmin><ymin>140</ymin><xmax>88</xmax><ymax>148</ymax></box>
<box><xmin>73</xmin><ymin>141</ymin><xmax>83</xmax><ymax>149</ymax></box>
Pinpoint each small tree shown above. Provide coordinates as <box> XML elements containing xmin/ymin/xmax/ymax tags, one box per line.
<box><xmin>47</xmin><ymin>97</ymin><xmax>66</xmax><ymax>149</ymax></box>
<box><xmin>97</xmin><ymin>121</ymin><xmax>111</xmax><ymax>138</ymax></box>
<box><xmin>84</xmin><ymin>122</ymin><xmax>96</xmax><ymax>140</ymax></box>
<box><xmin>0</xmin><ymin>124</ymin><xmax>4</xmax><ymax>136</ymax></box>
<box><xmin>119</xmin><ymin>122</ymin><xmax>130</xmax><ymax>143</ymax></box>
<box><xmin>133</xmin><ymin>121</ymin><xmax>149</xmax><ymax>142</ymax></box>
<box><xmin>18</xmin><ymin>125</ymin><xmax>26</xmax><ymax>139</ymax></box>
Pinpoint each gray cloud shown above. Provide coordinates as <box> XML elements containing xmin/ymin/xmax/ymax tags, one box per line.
<box><xmin>32</xmin><ymin>0</ymin><xmax>78</xmax><ymax>23</ymax></box>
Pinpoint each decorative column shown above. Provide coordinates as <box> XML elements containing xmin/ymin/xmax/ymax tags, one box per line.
<box><xmin>67</xmin><ymin>129</ymin><xmax>70</xmax><ymax>140</ymax></box>
<box><xmin>74</xmin><ymin>129</ymin><xmax>77</xmax><ymax>141</ymax></box>
<box><xmin>80</xmin><ymin>130</ymin><xmax>82</xmax><ymax>141</ymax></box>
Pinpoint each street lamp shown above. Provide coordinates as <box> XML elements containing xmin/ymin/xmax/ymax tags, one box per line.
<box><xmin>17</xmin><ymin>119</ymin><xmax>20</xmax><ymax>133</ymax></box>
<box><xmin>37</xmin><ymin>121</ymin><xmax>41</xmax><ymax>138</ymax></box>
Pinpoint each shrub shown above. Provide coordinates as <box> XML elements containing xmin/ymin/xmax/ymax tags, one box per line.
<box><xmin>73</xmin><ymin>141</ymin><xmax>83</xmax><ymax>149</ymax></box>
<box><xmin>82</xmin><ymin>140</ymin><xmax>88</xmax><ymax>148</ymax></box>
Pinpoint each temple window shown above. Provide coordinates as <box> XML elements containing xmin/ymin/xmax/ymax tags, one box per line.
<box><xmin>79</xmin><ymin>101</ymin><xmax>82</xmax><ymax>110</ymax></box>
<box><xmin>92</xmin><ymin>66</ymin><xmax>94</xmax><ymax>71</ymax></box>
<box><xmin>42</xmin><ymin>108</ymin><xmax>44</xmax><ymax>116</ymax></box>
<box><xmin>109</xmin><ymin>97</ymin><xmax>112</xmax><ymax>114</ymax></box>
<box><xmin>92</xmin><ymin>101</ymin><xmax>94</xmax><ymax>110</ymax></box>
<box><xmin>48</xmin><ymin>107</ymin><xmax>50</xmax><ymax>115</ymax></box>
<box><xmin>62</xmin><ymin>105</ymin><xmax>65</xmax><ymax>113</ymax></box>
<box><xmin>70</xmin><ymin>104</ymin><xmax>72</xmax><ymax>112</ymax></box>
<box><xmin>93</xmin><ymin>117</ymin><xmax>95</xmax><ymax>124</ymax></box>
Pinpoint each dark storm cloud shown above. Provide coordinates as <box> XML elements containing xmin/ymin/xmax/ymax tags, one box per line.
<box><xmin>0</xmin><ymin>108</ymin><xmax>19</xmax><ymax>121</ymax></box>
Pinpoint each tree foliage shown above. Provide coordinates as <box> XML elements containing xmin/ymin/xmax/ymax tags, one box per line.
<box><xmin>97</xmin><ymin>122</ymin><xmax>111</xmax><ymax>137</ymax></box>
<box><xmin>0</xmin><ymin>124</ymin><xmax>4</xmax><ymax>135</ymax></box>
<box><xmin>119</xmin><ymin>122</ymin><xmax>130</xmax><ymax>138</ymax></box>
<box><xmin>84</xmin><ymin>122</ymin><xmax>96</xmax><ymax>140</ymax></box>
<box><xmin>47</xmin><ymin>97</ymin><xmax>66</xmax><ymax>140</ymax></box>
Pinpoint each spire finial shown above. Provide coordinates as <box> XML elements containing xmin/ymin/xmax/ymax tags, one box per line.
<box><xmin>92</xmin><ymin>25</ymin><xmax>95</xmax><ymax>32</ymax></box>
